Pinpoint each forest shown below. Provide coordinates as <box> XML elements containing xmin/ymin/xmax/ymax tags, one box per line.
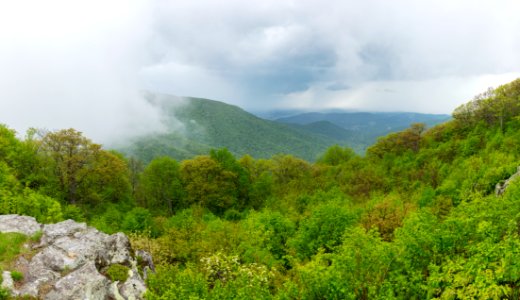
<box><xmin>2</xmin><ymin>78</ymin><xmax>520</xmax><ymax>299</ymax></box>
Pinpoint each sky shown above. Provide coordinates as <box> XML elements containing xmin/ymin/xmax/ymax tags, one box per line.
<box><xmin>1</xmin><ymin>0</ymin><xmax>520</xmax><ymax>142</ymax></box>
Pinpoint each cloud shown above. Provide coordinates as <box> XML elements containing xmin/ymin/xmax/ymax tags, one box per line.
<box><xmin>282</xmin><ymin>73</ymin><xmax>520</xmax><ymax>114</ymax></box>
<box><xmin>0</xmin><ymin>0</ymin><xmax>163</xmax><ymax>143</ymax></box>
<box><xmin>1</xmin><ymin>0</ymin><xmax>519</xmax><ymax>142</ymax></box>
<box><xmin>144</xmin><ymin>0</ymin><xmax>520</xmax><ymax>112</ymax></box>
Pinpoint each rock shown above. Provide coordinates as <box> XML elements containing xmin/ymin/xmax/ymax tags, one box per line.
<box><xmin>44</xmin><ymin>262</ymin><xmax>111</xmax><ymax>300</ymax></box>
<box><xmin>135</xmin><ymin>249</ymin><xmax>155</xmax><ymax>280</ymax></box>
<box><xmin>0</xmin><ymin>215</ymin><xmax>41</xmax><ymax>236</ymax></box>
<box><xmin>0</xmin><ymin>215</ymin><xmax>154</xmax><ymax>299</ymax></box>
<box><xmin>106</xmin><ymin>233</ymin><xmax>133</xmax><ymax>266</ymax></box>
<box><xmin>1</xmin><ymin>271</ymin><xmax>15</xmax><ymax>295</ymax></box>
<box><xmin>120</xmin><ymin>269</ymin><xmax>147</xmax><ymax>300</ymax></box>
<box><xmin>495</xmin><ymin>166</ymin><xmax>520</xmax><ymax>196</ymax></box>
<box><xmin>39</xmin><ymin>219</ymin><xmax>87</xmax><ymax>246</ymax></box>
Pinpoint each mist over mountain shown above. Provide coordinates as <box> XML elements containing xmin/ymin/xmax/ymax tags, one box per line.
<box><xmin>115</xmin><ymin>93</ymin><xmax>339</xmax><ymax>162</ymax></box>
<box><xmin>114</xmin><ymin>93</ymin><xmax>449</xmax><ymax>161</ymax></box>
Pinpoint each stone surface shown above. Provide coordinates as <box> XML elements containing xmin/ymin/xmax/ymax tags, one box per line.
<box><xmin>0</xmin><ymin>214</ymin><xmax>41</xmax><ymax>236</ymax></box>
<box><xmin>44</xmin><ymin>262</ymin><xmax>111</xmax><ymax>300</ymax></box>
<box><xmin>0</xmin><ymin>215</ymin><xmax>154</xmax><ymax>299</ymax></box>
<box><xmin>1</xmin><ymin>271</ymin><xmax>15</xmax><ymax>295</ymax></box>
<box><xmin>496</xmin><ymin>166</ymin><xmax>520</xmax><ymax>196</ymax></box>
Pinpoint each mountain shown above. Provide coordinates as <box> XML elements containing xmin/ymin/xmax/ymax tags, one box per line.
<box><xmin>117</xmin><ymin>93</ymin><xmax>341</xmax><ymax>162</ymax></box>
<box><xmin>116</xmin><ymin>93</ymin><xmax>450</xmax><ymax>162</ymax></box>
<box><xmin>290</xmin><ymin>121</ymin><xmax>355</xmax><ymax>141</ymax></box>
<box><xmin>276</xmin><ymin>111</ymin><xmax>450</xmax><ymax>152</ymax></box>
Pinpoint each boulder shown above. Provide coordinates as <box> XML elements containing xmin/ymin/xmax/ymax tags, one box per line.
<box><xmin>0</xmin><ymin>215</ymin><xmax>154</xmax><ymax>299</ymax></box>
<box><xmin>44</xmin><ymin>262</ymin><xmax>111</xmax><ymax>300</ymax></box>
<box><xmin>0</xmin><ymin>215</ymin><xmax>41</xmax><ymax>236</ymax></box>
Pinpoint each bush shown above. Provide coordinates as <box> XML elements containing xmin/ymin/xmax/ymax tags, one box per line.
<box><xmin>10</xmin><ymin>270</ymin><xmax>23</xmax><ymax>282</ymax></box>
<box><xmin>106</xmin><ymin>264</ymin><xmax>130</xmax><ymax>282</ymax></box>
<box><xmin>122</xmin><ymin>207</ymin><xmax>153</xmax><ymax>233</ymax></box>
<box><xmin>62</xmin><ymin>205</ymin><xmax>86</xmax><ymax>222</ymax></box>
<box><xmin>0</xmin><ymin>287</ymin><xmax>9</xmax><ymax>300</ymax></box>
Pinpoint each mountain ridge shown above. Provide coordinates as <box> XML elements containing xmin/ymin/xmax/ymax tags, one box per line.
<box><xmin>116</xmin><ymin>93</ymin><xmax>450</xmax><ymax>162</ymax></box>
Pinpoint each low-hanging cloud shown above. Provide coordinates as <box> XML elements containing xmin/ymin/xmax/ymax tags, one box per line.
<box><xmin>0</xmin><ymin>0</ymin><xmax>163</xmax><ymax>143</ymax></box>
<box><xmin>1</xmin><ymin>0</ymin><xmax>520</xmax><ymax>142</ymax></box>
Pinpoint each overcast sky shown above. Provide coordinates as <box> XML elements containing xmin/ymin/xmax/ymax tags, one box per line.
<box><xmin>1</xmin><ymin>0</ymin><xmax>519</xmax><ymax>142</ymax></box>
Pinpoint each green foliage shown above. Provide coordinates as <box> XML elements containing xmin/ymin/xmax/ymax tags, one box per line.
<box><xmin>62</xmin><ymin>204</ymin><xmax>86</xmax><ymax>222</ymax></box>
<box><xmin>139</xmin><ymin>156</ymin><xmax>183</xmax><ymax>215</ymax></box>
<box><xmin>4</xmin><ymin>80</ymin><xmax>520</xmax><ymax>299</ymax></box>
<box><xmin>106</xmin><ymin>264</ymin><xmax>130</xmax><ymax>282</ymax></box>
<box><xmin>0</xmin><ymin>232</ymin><xmax>27</xmax><ymax>268</ymax></box>
<box><xmin>181</xmin><ymin>155</ymin><xmax>240</xmax><ymax>215</ymax></box>
<box><xmin>14</xmin><ymin>189</ymin><xmax>63</xmax><ymax>223</ymax></box>
<box><xmin>118</xmin><ymin>95</ymin><xmax>342</xmax><ymax>162</ymax></box>
<box><xmin>0</xmin><ymin>289</ymin><xmax>8</xmax><ymax>300</ymax></box>
<box><xmin>122</xmin><ymin>207</ymin><xmax>154</xmax><ymax>233</ymax></box>
<box><xmin>290</xmin><ymin>201</ymin><xmax>358</xmax><ymax>259</ymax></box>
<box><xmin>10</xmin><ymin>270</ymin><xmax>23</xmax><ymax>282</ymax></box>
<box><xmin>317</xmin><ymin>144</ymin><xmax>356</xmax><ymax>166</ymax></box>
<box><xmin>145</xmin><ymin>253</ymin><xmax>275</xmax><ymax>300</ymax></box>
<box><xmin>37</xmin><ymin>128</ymin><xmax>131</xmax><ymax>206</ymax></box>
<box><xmin>89</xmin><ymin>204</ymin><xmax>124</xmax><ymax>234</ymax></box>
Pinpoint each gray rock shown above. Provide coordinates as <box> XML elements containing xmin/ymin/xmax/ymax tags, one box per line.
<box><xmin>0</xmin><ymin>215</ymin><xmax>153</xmax><ymax>300</ymax></box>
<box><xmin>106</xmin><ymin>232</ymin><xmax>133</xmax><ymax>266</ymax></box>
<box><xmin>120</xmin><ymin>269</ymin><xmax>147</xmax><ymax>300</ymax></box>
<box><xmin>496</xmin><ymin>166</ymin><xmax>520</xmax><ymax>196</ymax></box>
<box><xmin>44</xmin><ymin>262</ymin><xmax>111</xmax><ymax>300</ymax></box>
<box><xmin>0</xmin><ymin>215</ymin><xmax>41</xmax><ymax>236</ymax></box>
<box><xmin>135</xmin><ymin>249</ymin><xmax>155</xmax><ymax>280</ymax></box>
<box><xmin>1</xmin><ymin>271</ymin><xmax>15</xmax><ymax>295</ymax></box>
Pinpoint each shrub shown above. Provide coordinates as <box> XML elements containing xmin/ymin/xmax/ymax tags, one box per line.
<box><xmin>10</xmin><ymin>270</ymin><xmax>23</xmax><ymax>282</ymax></box>
<box><xmin>0</xmin><ymin>287</ymin><xmax>9</xmax><ymax>300</ymax></box>
<box><xmin>106</xmin><ymin>264</ymin><xmax>130</xmax><ymax>282</ymax></box>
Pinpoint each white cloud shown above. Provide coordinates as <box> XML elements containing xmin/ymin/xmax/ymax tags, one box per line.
<box><xmin>0</xmin><ymin>0</ymin><xmax>163</xmax><ymax>143</ymax></box>
<box><xmin>1</xmin><ymin>0</ymin><xmax>520</xmax><ymax>142</ymax></box>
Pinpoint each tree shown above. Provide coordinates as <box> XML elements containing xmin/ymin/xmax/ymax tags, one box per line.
<box><xmin>210</xmin><ymin>148</ymin><xmax>250</xmax><ymax>209</ymax></box>
<box><xmin>127</xmin><ymin>156</ymin><xmax>144</xmax><ymax>198</ymax></box>
<box><xmin>180</xmin><ymin>155</ymin><xmax>237</xmax><ymax>214</ymax></box>
<box><xmin>38</xmin><ymin>129</ymin><xmax>101</xmax><ymax>204</ymax></box>
<box><xmin>79</xmin><ymin>150</ymin><xmax>132</xmax><ymax>205</ymax></box>
<box><xmin>367</xmin><ymin>123</ymin><xmax>425</xmax><ymax>159</ymax></box>
<box><xmin>317</xmin><ymin>145</ymin><xmax>356</xmax><ymax>166</ymax></box>
<box><xmin>140</xmin><ymin>156</ymin><xmax>183</xmax><ymax>215</ymax></box>
<box><xmin>37</xmin><ymin>129</ymin><xmax>131</xmax><ymax>206</ymax></box>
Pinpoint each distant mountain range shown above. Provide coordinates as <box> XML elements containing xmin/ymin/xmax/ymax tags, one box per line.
<box><xmin>274</xmin><ymin>111</ymin><xmax>450</xmax><ymax>152</ymax></box>
<box><xmin>115</xmin><ymin>93</ymin><xmax>450</xmax><ymax>162</ymax></box>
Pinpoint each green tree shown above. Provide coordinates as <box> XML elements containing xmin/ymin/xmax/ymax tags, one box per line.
<box><xmin>140</xmin><ymin>156</ymin><xmax>183</xmax><ymax>215</ymax></box>
<box><xmin>38</xmin><ymin>129</ymin><xmax>101</xmax><ymax>204</ymax></box>
<box><xmin>181</xmin><ymin>155</ymin><xmax>237</xmax><ymax>214</ymax></box>
<box><xmin>210</xmin><ymin>148</ymin><xmax>250</xmax><ymax>209</ymax></box>
<box><xmin>37</xmin><ymin>129</ymin><xmax>131</xmax><ymax>206</ymax></box>
<box><xmin>317</xmin><ymin>145</ymin><xmax>356</xmax><ymax>166</ymax></box>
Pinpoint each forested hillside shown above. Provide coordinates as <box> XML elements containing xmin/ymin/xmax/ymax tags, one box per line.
<box><xmin>2</xmin><ymin>79</ymin><xmax>520</xmax><ymax>299</ymax></box>
<box><xmin>277</xmin><ymin>111</ymin><xmax>450</xmax><ymax>153</ymax></box>
<box><xmin>118</xmin><ymin>94</ymin><xmax>339</xmax><ymax>162</ymax></box>
<box><xmin>117</xmin><ymin>93</ymin><xmax>448</xmax><ymax>162</ymax></box>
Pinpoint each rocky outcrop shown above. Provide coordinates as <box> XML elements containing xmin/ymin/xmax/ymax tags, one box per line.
<box><xmin>495</xmin><ymin>166</ymin><xmax>520</xmax><ymax>196</ymax></box>
<box><xmin>0</xmin><ymin>214</ymin><xmax>41</xmax><ymax>236</ymax></box>
<box><xmin>0</xmin><ymin>215</ymin><xmax>154</xmax><ymax>299</ymax></box>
